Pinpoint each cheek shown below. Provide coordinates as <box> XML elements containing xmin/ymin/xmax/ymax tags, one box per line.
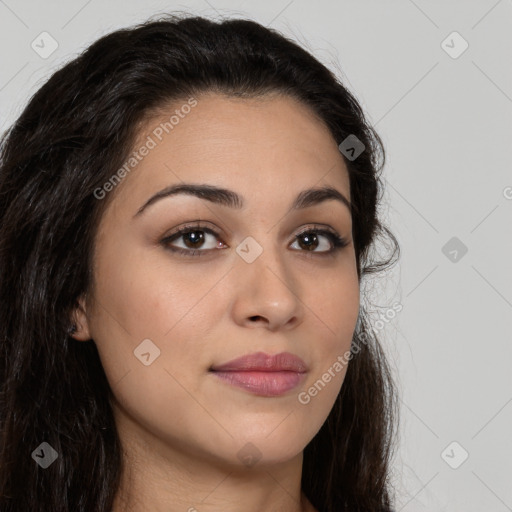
<box><xmin>309</xmin><ymin>267</ymin><xmax>360</xmax><ymax>348</ymax></box>
<box><xmin>297</xmin><ymin>269</ymin><xmax>359</xmax><ymax>407</ymax></box>
<box><xmin>88</xmin><ymin>252</ymin><xmax>235</xmax><ymax>451</ymax></box>
<box><xmin>88</xmin><ymin>248</ymin><xmax>231</xmax><ymax>382</ymax></box>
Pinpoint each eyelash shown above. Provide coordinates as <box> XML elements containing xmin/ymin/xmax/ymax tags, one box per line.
<box><xmin>160</xmin><ymin>222</ymin><xmax>349</xmax><ymax>258</ymax></box>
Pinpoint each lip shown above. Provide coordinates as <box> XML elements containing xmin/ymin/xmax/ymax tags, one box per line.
<box><xmin>210</xmin><ymin>351</ymin><xmax>308</xmax><ymax>373</ymax></box>
<box><xmin>209</xmin><ymin>352</ymin><xmax>308</xmax><ymax>397</ymax></box>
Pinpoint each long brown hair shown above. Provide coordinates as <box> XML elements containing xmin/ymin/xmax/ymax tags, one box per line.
<box><xmin>0</xmin><ymin>14</ymin><xmax>400</xmax><ymax>511</ymax></box>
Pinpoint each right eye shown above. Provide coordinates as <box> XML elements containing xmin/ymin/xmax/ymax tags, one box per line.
<box><xmin>161</xmin><ymin>224</ymin><xmax>227</xmax><ymax>256</ymax></box>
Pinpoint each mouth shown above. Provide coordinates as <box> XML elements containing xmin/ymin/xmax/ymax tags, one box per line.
<box><xmin>209</xmin><ymin>351</ymin><xmax>308</xmax><ymax>397</ymax></box>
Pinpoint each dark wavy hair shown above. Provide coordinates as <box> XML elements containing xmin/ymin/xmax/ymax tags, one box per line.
<box><xmin>0</xmin><ymin>13</ymin><xmax>400</xmax><ymax>512</ymax></box>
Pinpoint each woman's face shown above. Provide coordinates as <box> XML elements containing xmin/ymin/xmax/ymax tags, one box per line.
<box><xmin>74</xmin><ymin>92</ymin><xmax>360</xmax><ymax>469</ymax></box>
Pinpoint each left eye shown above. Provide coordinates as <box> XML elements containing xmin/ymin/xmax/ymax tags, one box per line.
<box><xmin>291</xmin><ymin>230</ymin><xmax>334</xmax><ymax>252</ymax></box>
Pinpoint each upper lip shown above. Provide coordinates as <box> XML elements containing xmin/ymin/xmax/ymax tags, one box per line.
<box><xmin>210</xmin><ymin>351</ymin><xmax>308</xmax><ymax>373</ymax></box>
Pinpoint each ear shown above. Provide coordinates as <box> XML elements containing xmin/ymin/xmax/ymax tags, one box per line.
<box><xmin>69</xmin><ymin>294</ymin><xmax>92</xmax><ymax>341</ymax></box>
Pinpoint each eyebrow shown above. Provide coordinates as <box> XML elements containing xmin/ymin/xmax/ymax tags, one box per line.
<box><xmin>133</xmin><ymin>183</ymin><xmax>351</xmax><ymax>218</ymax></box>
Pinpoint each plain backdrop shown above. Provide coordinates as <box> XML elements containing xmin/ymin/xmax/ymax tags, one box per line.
<box><xmin>1</xmin><ymin>1</ymin><xmax>511</xmax><ymax>510</ymax></box>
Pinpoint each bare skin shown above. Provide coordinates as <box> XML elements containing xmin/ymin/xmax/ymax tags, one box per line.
<box><xmin>71</xmin><ymin>92</ymin><xmax>359</xmax><ymax>512</ymax></box>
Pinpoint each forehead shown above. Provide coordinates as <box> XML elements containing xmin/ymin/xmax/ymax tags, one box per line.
<box><xmin>110</xmin><ymin>92</ymin><xmax>350</xmax><ymax>212</ymax></box>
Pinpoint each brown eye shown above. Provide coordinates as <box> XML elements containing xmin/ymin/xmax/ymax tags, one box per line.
<box><xmin>181</xmin><ymin>230</ymin><xmax>206</xmax><ymax>249</ymax></box>
<box><xmin>161</xmin><ymin>226</ymin><xmax>226</xmax><ymax>256</ymax></box>
<box><xmin>291</xmin><ymin>229</ymin><xmax>348</xmax><ymax>254</ymax></box>
<box><xmin>296</xmin><ymin>232</ymin><xmax>321</xmax><ymax>251</ymax></box>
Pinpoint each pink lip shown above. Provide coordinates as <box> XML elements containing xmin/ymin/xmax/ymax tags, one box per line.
<box><xmin>209</xmin><ymin>352</ymin><xmax>308</xmax><ymax>397</ymax></box>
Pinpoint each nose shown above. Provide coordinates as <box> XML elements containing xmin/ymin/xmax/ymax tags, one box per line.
<box><xmin>230</xmin><ymin>241</ymin><xmax>304</xmax><ymax>332</ymax></box>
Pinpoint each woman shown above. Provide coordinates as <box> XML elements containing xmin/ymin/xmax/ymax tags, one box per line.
<box><xmin>0</xmin><ymin>13</ymin><xmax>400</xmax><ymax>512</ymax></box>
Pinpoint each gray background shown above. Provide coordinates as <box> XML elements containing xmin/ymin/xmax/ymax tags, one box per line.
<box><xmin>1</xmin><ymin>1</ymin><xmax>512</xmax><ymax>510</ymax></box>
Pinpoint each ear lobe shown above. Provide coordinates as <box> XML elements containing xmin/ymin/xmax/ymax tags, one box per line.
<box><xmin>69</xmin><ymin>295</ymin><xmax>92</xmax><ymax>341</ymax></box>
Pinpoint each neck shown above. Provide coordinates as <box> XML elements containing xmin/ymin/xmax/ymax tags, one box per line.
<box><xmin>111</xmin><ymin>408</ymin><xmax>317</xmax><ymax>512</ymax></box>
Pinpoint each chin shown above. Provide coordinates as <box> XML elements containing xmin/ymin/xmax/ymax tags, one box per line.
<box><xmin>227</xmin><ymin>430</ymin><xmax>309</xmax><ymax>466</ymax></box>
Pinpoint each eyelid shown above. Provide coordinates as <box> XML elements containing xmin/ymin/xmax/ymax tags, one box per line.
<box><xmin>295</xmin><ymin>224</ymin><xmax>337</xmax><ymax>238</ymax></box>
<box><xmin>161</xmin><ymin>221</ymin><xmax>224</xmax><ymax>241</ymax></box>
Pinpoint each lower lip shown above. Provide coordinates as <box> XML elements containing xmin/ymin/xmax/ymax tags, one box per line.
<box><xmin>210</xmin><ymin>370</ymin><xmax>306</xmax><ymax>397</ymax></box>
